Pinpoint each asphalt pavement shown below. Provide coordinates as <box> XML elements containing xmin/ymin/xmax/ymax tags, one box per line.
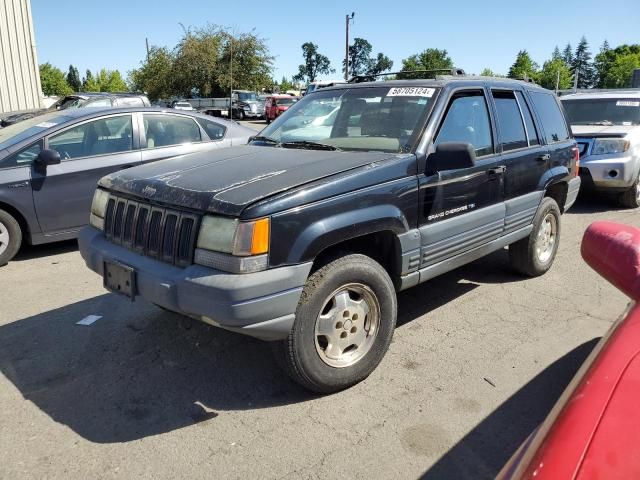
<box><xmin>0</xmin><ymin>128</ymin><xmax>638</xmax><ymax>479</ymax></box>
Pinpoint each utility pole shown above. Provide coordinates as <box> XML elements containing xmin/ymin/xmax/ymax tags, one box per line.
<box><xmin>344</xmin><ymin>12</ymin><xmax>354</xmax><ymax>81</ymax></box>
<box><xmin>229</xmin><ymin>33</ymin><xmax>233</xmax><ymax>120</ymax></box>
<box><xmin>145</xmin><ymin>37</ymin><xmax>150</xmax><ymax>62</ymax></box>
<box><xmin>555</xmin><ymin>68</ymin><xmax>560</xmax><ymax>94</ymax></box>
<box><xmin>573</xmin><ymin>67</ymin><xmax>579</xmax><ymax>93</ymax></box>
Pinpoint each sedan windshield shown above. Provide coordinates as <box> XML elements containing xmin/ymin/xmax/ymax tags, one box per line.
<box><xmin>562</xmin><ymin>98</ymin><xmax>640</xmax><ymax>126</ymax></box>
<box><xmin>257</xmin><ymin>86</ymin><xmax>438</xmax><ymax>153</ymax></box>
<box><xmin>0</xmin><ymin>112</ymin><xmax>72</xmax><ymax>150</ymax></box>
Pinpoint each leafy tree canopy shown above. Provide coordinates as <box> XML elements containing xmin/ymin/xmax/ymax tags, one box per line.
<box><xmin>401</xmin><ymin>48</ymin><xmax>453</xmax><ymax>74</ymax></box>
<box><xmin>293</xmin><ymin>42</ymin><xmax>335</xmax><ymax>84</ymax></box>
<box><xmin>39</xmin><ymin>63</ymin><xmax>72</xmax><ymax>96</ymax></box>
<box><xmin>508</xmin><ymin>50</ymin><xmax>539</xmax><ymax>80</ymax></box>
<box><xmin>66</xmin><ymin>65</ymin><xmax>81</xmax><ymax>92</ymax></box>
<box><xmin>343</xmin><ymin>37</ymin><xmax>393</xmax><ymax>78</ymax></box>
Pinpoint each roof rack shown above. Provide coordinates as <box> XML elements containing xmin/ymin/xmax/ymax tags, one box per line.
<box><xmin>348</xmin><ymin>68</ymin><xmax>466</xmax><ymax>83</ymax></box>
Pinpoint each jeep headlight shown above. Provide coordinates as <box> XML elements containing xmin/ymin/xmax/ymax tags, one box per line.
<box><xmin>195</xmin><ymin>216</ymin><xmax>270</xmax><ymax>273</ymax></box>
<box><xmin>592</xmin><ymin>138</ymin><xmax>630</xmax><ymax>155</ymax></box>
<box><xmin>89</xmin><ymin>188</ymin><xmax>110</xmax><ymax>230</ymax></box>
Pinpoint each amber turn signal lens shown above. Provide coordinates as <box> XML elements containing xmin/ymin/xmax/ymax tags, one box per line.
<box><xmin>250</xmin><ymin>218</ymin><xmax>270</xmax><ymax>255</ymax></box>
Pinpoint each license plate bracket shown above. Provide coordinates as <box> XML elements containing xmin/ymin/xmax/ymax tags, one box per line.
<box><xmin>104</xmin><ymin>260</ymin><xmax>136</xmax><ymax>300</ymax></box>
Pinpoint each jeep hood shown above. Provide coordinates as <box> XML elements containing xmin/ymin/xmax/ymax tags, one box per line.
<box><xmin>99</xmin><ymin>145</ymin><xmax>402</xmax><ymax>216</ymax></box>
<box><xmin>572</xmin><ymin>125</ymin><xmax>636</xmax><ymax>137</ymax></box>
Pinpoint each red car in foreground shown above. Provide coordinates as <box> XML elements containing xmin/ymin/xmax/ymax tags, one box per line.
<box><xmin>499</xmin><ymin>221</ymin><xmax>640</xmax><ymax>479</ymax></box>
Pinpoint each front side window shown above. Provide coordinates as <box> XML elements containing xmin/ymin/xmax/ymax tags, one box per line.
<box><xmin>83</xmin><ymin>98</ymin><xmax>112</xmax><ymax>108</ymax></box>
<box><xmin>259</xmin><ymin>86</ymin><xmax>438</xmax><ymax>153</ymax></box>
<box><xmin>435</xmin><ymin>91</ymin><xmax>493</xmax><ymax>157</ymax></box>
<box><xmin>530</xmin><ymin>92</ymin><xmax>570</xmax><ymax>144</ymax></box>
<box><xmin>143</xmin><ymin>114</ymin><xmax>201</xmax><ymax>148</ymax></box>
<box><xmin>492</xmin><ymin>90</ymin><xmax>527</xmax><ymax>151</ymax></box>
<box><xmin>561</xmin><ymin>98</ymin><xmax>640</xmax><ymax>126</ymax></box>
<box><xmin>0</xmin><ymin>141</ymin><xmax>42</xmax><ymax>169</ymax></box>
<box><xmin>48</xmin><ymin>115</ymin><xmax>133</xmax><ymax>159</ymax></box>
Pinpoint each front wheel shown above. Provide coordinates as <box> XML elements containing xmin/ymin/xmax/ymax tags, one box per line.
<box><xmin>509</xmin><ymin>197</ymin><xmax>561</xmax><ymax>277</ymax></box>
<box><xmin>619</xmin><ymin>172</ymin><xmax>640</xmax><ymax>209</ymax></box>
<box><xmin>0</xmin><ymin>209</ymin><xmax>22</xmax><ymax>266</ymax></box>
<box><xmin>274</xmin><ymin>254</ymin><xmax>397</xmax><ymax>393</ymax></box>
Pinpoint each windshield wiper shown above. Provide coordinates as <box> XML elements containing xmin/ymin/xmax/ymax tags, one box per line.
<box><xmin>585</xmin><ymin>120</ymin><xmax>614</xmax><ymax>126</ymax></box>
<box><xmin>280</xmin><ymin>140</ymin><xmax>341</xmax><ymax>151</ymax></box>
<box><xmin>251</xmin><ymin>135</ymin><xmax>281</xmax><ymax>146</ymax></box>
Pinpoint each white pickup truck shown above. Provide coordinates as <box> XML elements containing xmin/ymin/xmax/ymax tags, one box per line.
<box><xmin>561</xmin><ymin>90</ymin><xmax>640</xmax><ymax>208</ymax></box>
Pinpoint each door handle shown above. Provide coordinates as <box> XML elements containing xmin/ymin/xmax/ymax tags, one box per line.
<box><xmin>538</xmin><ymin>154</ymin><xmax>551</xmax><ymax>162</ymax></box>
<box><xmin>487</xmin><ymin>166</ymin><xmax>506</xmax><ymax>175</ymax></box>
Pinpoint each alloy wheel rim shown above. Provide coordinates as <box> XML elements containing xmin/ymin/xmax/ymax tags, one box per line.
<box><xmin>0</xmin><ymin>221</ymin><xmax>9</xmax><ymax>256</ymax></box>
<box><xmin>536</xmin><ymin>213</ymin><xmax>557</xmax><ymax>264</ymax></box>
<box><xmin>314</xmin><ymin>283</ymin><xmax>381</xmax><ymax>368</ymax></box>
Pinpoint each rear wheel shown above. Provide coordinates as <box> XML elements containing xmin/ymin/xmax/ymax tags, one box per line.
<box><xmin>274</xmin><ymin>254</ymin><xmax>397</xmax><ymax>393</ymax></box>
<box><xmin>509</xmin><ymin>197</ymin><xmax>561</xmax><ymax>277</ymax></box>
<box><xmin>619</xmin><ymin>172</ymin><xmax>640</xmax><ymax>209</ymax></box>
<box><xmin>0</xmin><ymin>209</ymin><xmax>22</xmax><ymax>266</ymax></box>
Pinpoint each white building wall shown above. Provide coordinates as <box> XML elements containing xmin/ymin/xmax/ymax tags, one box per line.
<box><xmin>0</xmin><ymin>0</ymin><xmax>42</xmax><ymax>114</ymax></box>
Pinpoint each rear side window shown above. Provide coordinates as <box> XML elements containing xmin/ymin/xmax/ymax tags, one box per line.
<box><xmin>529</xmin><ymin>92</ymin><xmax>570</xmax><ymax>144</ymax></box>
<box><xmin>515</xmin><ymin>91</ymin><xmax>540</xmax><ymax>146</ymax></box>
<box><xmin>143</xmin><ymin>114</ymin><xmax>201</xmax><ymax>148</ymax></box>
<box><xmin>196</xmin><ymin>118</ymin><xmax>226</xmax><ymax>140</ymax></box>
<box><xmin>492</xmin><ymin>90</ymin><xmax>527</xmax><ymax>151</ymax></box>
<box><xmin>435</xmin><ymin>91</ymin><xmax>493</xmax><ymax>157</ymax></box>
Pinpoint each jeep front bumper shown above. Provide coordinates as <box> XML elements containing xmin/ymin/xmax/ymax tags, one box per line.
<box><xmin>78</xmin><ymin>227</ymin><xmax>312</xmax><ymax>340</ymax></box>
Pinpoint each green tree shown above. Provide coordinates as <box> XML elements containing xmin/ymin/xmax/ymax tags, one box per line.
<box><xmin>537</xmin><ymin>58</ymin><xmax>573</xmax><ymax>90</ymax></box>
<box><xmin>171</xmin><ymin>25</ymin><xmax>224</xmax><ymax>97</ymax></box>
<box><xmin>480</xmin><ymin>68</ymin><xmax>496</xmax><ymax>76</ymax></box>
<box><xmin>593</xmin><ymin>40</ymin><xmax>611</xmax><ymax>88</ymax></box>
<box><xmin>400</xmin><ymin>48</ymin><xmax>453</xmax><ymax>75</ymax></box>
<box><xmin>83</xmin><ymin>70</ymin><xmax>97</xmax><ymax>91</ymax></box>
<box><xmin>571</xmin><ymin>36</ymin><xmax>595</xmax><ymax>88</ymax></box>
<box><xmin>66</xmin><ymin>65</ymin><xmax>81</xmax><ymax>91</ymax></box>
<box><xmin>593</xmin><ymin>43</ymin><xmax>640</xmax><ymax>88</ymax></box>
<box><xmin>562</xmin><ymin>43</ymin><xmax>573</xmax><ymax>65</ymax></box>
<box><xmin>39</xmin><ymin>63</ymin><xmax>72</xmax><ymax>96</ymax></box>
<box><xmin>602</xmin><ymin>52</ymin><xmax>640</xmax><ymax>88</ymax></box>
<box><xmin>551</xmin><ymin>46</ymin><xmax>563</xmax><ymax>61</ymax></box>
<box><xmin>508</xmin><ymin>50</ymin><xmax>539</xmax><ymax>80</ymax></box>
<box><xmin>128</xmin><ymin>46</ymin><xmax>175</xmax><ymax>101</ymax></box>
<box><xmin>343</xmin><ymin>37</ymin><xmax>393</xmax><ymax>78</ymax></box>
<box><xmin>293</xmin><ymin>42</ymin><xmax>334</xmax><ymax>84</ymax></box>
<box><xmin>278</xmin><ymin>76</ymin><xmax>295</xmax><ymax>92</ymax></box>
<box><xmin>218</xmin><ymin>29</ymin><xmax>274</xmax><ymax>93</ymax></box>
<box><xmin>94</xmin><ymin>69</ymin><xmax>128</xmax><ymax>92</ymax></box>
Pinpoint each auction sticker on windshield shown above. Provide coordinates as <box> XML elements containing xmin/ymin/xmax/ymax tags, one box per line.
<box><xmin>387</xmin><ymin>87</ymin><xmax>435</xmax><ymax>97</ymax></box>
<box><xmin>616</xmin><ymin>100</ymin><xmax>640</xmax><ymax>107</ymax></box>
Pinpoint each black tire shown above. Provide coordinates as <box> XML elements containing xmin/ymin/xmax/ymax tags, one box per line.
<box><xmin>274</xmin><ymin>254</ymin><xmax>397</xmax><ymax>393</ymax></box>
<box><xmin>619</xmin><ymin>173</ymin><xmax>640</xmax><ymax>209</ymax></box>
<box><xmin>238</xmin><ymin>110</ymin><xmax>245</xmax><ymax>120</ymax></box>
<box><xmin>509</xmin><ymin>197</ymin><xmax>561</xmax><ymax>277</ymax></box>
<box><xmin>0</xmin><ymin>209</ymin><xmax>22</xmax><ymax>266</ymax></box>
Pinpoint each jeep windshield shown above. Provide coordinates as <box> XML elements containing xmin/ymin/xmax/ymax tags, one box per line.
<box><xmin>562</xmin><ymin>98</ymin><xmax>640</xmax><ymax>126</ymax></box>
<box><xmin>256</xmin><ymin>86</ymin><xmax>438</xmax><ymax>153</ymax></box>
<box><xmin>237</xmin><ymin>92</ymin><xmax>258</xmax><ymax>101</ymax></box>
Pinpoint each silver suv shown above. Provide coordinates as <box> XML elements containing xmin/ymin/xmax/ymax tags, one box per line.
<box><xmin>561</xmin><ymin>90</ymin><xmax>640</xmax><ymax>207</ymax></box>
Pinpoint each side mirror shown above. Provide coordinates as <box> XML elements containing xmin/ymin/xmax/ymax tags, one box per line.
<box><xmin>35</xmin><ymin>149</ymin><xmax>61</xmax><ymax>167</ymax></box>
<box><xmin>428</xmin><ymin>142</ymin><xmax>476</xmax><ymax>172</ymax></box>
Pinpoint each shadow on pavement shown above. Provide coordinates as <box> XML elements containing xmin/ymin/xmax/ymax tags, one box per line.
<box><xmin>13</xmin><ymin>239</ymin><xmax>78</xmax><ymax>262</ymax></box>
<box><xmin>0</xmin><ymin>293</ymin><xmax>312</xmax><ymax>443</ymax></box>
<box><xmin>420</xmin><ymin>338</ymin><xmax>599</xmax><ymax>480</ymax></box>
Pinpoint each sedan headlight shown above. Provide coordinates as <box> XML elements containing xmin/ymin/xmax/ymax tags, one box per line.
<box><xmin>195</xmin><ymin>216</ymin><xmax>270</xmax><ymax>273</ymax></box>
<box><xmin>592</xmin><ymin>138</ymin><xmax>630</xmax><ymax>155</ymax></box>
<box><xmin>89</xmin><ymin>188</ymin><xmax>110</xmax><ymax>230</ymax></box>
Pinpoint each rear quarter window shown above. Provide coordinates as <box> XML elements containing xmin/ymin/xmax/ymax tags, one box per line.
<box><xmin>529</xmin><ymin>91</ymin><xmax>570</xmax><ymax>144</ymax></box>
